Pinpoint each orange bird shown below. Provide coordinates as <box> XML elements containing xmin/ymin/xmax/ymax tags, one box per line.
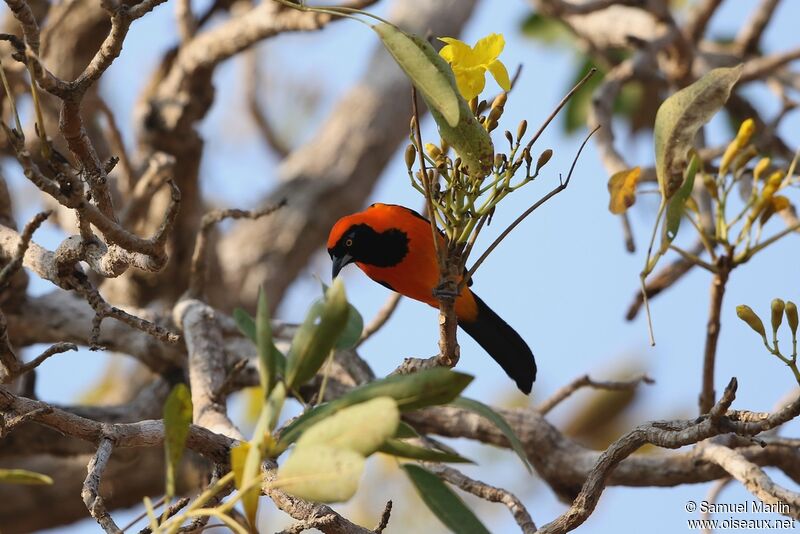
<box><xmin>327</xmin><ymin>203</ymin><xmax>536</xmax><ymax>393</ymax></box>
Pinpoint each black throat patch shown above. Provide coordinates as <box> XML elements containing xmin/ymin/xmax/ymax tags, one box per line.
<box><xmin>330</xmin><ymin>223</ymin><xmax>409</xmax><ymax>268</ymax></box>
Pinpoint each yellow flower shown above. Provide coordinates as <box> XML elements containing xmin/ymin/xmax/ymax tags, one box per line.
<box><xmin>439</xmin><ymin>33</ymin><xmax>511</xmax><ymax>102</ymax></box>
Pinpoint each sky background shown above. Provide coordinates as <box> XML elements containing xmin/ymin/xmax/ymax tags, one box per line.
<box><xmin>5</xmin><ymin>0</ymin><xmax>799</xmax><ymax>532</ymax></box>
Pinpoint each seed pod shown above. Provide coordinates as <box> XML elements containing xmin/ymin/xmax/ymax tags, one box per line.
<box><xmin>736</xmin><ymin>305</ymin><xmax>766</xmax><ymax>340</ymax></box>
<box><xmin>517</xmin><ymin>120</ymin><xmax>527</xmax><ymax>141</ymax></box>
<box><xmin>786</xmin><ymin>301</ymin><xmax>798</xmax><ymax>337</ymax></box>
<box><xmin>491</xmin><ymin>92</ymin><xmax>507</xmax><ymax>110</ymax></box>
<box><xmin>536</xmin><ymin>149</ymin><xmax>553</xmax><ymax>172</ymax></box>
<box><xmin>404</xmin><ymin>144</ymin><xmax>417</xmax><ymax>169</ymax></box>
<box><xmin>771</xmin><ymin>298</ymin><xmax>785</xmax><ymax>334</ymax></box>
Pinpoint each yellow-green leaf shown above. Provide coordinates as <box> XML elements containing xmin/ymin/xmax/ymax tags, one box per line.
<box><xmin>373</xmin><ymin>23</ymin><xmax>460</xmax><ymax>127</ymax></box>
<box><xmin>0</xmin><ymin>469</ymin><xmax>53</xmax><ymax>485</ymax></box>
<box><xmin>378</xmin><ymin>439</ymin><xmax>473</xmax><ymax>463</ymax></box>
<box><xmin>285</xmin><ymin>278</ymin><xmax>350</xmax><ymax>389</ymax></box>
<box><xmin>256</xmin><ymin>286</ymin><xmax>276</xmax><ymax>395</ymax></box>
<box><xmin>607</xmin><ymin>167</ymin><xmax>642</xmax><ymax>214</ymax></box>
<box><xmin>297</xmin><ymin>397</ymin><xmax>399</xmax><ymax>456</ymax></box>
<box><xmin>663</xmin><ymin>153</ymin><xmax>699</xmax><ymax>244</ymax></box>
<box><xmin>163</xmin><ymin>383</ymin><xmax>192</xmax><ymax>499</ymax></box>
<box><xmin>277</xmin><ymin>445</ymin><xmax>365</xmax><ymax>503</ymax></box>
<box><xmin>654</xmin><ymin>65</ymin><xmax>742</xmax><ymax>199</ymax></box>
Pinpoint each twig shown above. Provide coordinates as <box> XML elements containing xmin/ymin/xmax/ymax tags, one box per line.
<box><xmin>625</xmin><ymin>240</ymin><xmax>705</xmax><ymax>321</ymax></box>
<box><xmin>95</xmin><ymin>97</ymin><xmax>135</xmax><ymax>196</ymax></box>
<box><xmin>425</xmin><ymin>464</ymin><xmax>536</xmax><ymax>533</ymax></box>
<box><xmin>82</xmin><ymin>437</ymin><xmax>123</xmax><ymax>534</ymax></box>
<box><xmin>410</xmin><ymin>86</ymin><xmax>459</xmax><ymax>368</ymax></box>
<box><xmin>130</xmin><ymin>497</ymin><xmax>189</xmax><ymax>533</ymax></box>
<box><xmin>735</xmin><ymin>0</ymin><xmax>781</xmax><ymax>55</ymax></box>
<box><xmin>466</xmin><ymin>125</ymin><xmax>599</xmax><ymax>281</ymax></box>
<box><xmin>0</xmin><ymin>210</ymin><xmax>50</xmax><ymax>289</ymax></box>
<box><xmin>537</xmin><ymin>373</ymin><xmax>654</xmax><ymax>415</ymax></box>
<box><xmin>699</xmin><ymin>255</ymin><xmax>731</xmax><ymax>414</ymax></box>
<box><xmin>276</xmin><ymin>514</ymin><xmax>337</xmax><ymax>534</ymax></box>
<box><xmin>374</xmin><ymin>501</ymin><xmax>392</xmax><ymax>534</ymax></box>
<box><xmin>684</xmin><ymin>0</ymin><xmax>724</xmax><ymax>43</ymax></box>
<box><xmin>245</xmin><ymin>49</ymin><xmax>290</xmax><ymax>158</ymax></box>
<box><xmin>188</xmin><ymin>201</ymin><xmax>286</xmax><ymax>299</ymax></box>
<box><xmin>356</xmin><ymin>293</ymin><xmax>402</xmax><ymax>348</ymax></box>
<box><xmin>17</xmin><ymin>341</ymin><xmax>78</xmax><ymax>375</ymax></box>
<box><xmin>697</xmin><ymin>443</ymin><xmax>800</xmax><ymax>519</ymax></box>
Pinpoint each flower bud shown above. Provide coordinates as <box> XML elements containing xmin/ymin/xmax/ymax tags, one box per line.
<box><xmin>522</xmin><ymin>148</ymin><xmax>532</xmax><ymax>167</ymax></box>
<box><xmin>701</xmin><ymin>173</ymin><xmax>719</xmax><ymax>201</ymax></box>
<box><xmin>494</xmin><ymin>153</ymin><xmax>505</xmax><ymax>170</ymax></box>
<box><xmin>771</xmin><ymin>298</ymin><xmax>785</xmax><ymax>334</ymax></box>
<box><xmin>736</xmin><ymin>305</ymin><xmax>766</xmax><ymax>340</ymax></box>
<box><xmin>517</xmin><ymin>120</ymin><xmax>527</xmax><ymax>141</ymax></box>
<box><xmin>491</xmin><ymin>92</ymin><xmax>507</xmax><ymax>110</ymax></box>
<box><xmin>504</xmin><ymin>130</ymin><xmax>513</xmax><ymax>146</ymax></box>
<box><xmin>487</xmin><ymin>119</ymin><xmax>498</xmax><ymax>132</ymax></box>
<box><xmin>786</xmin><ymin>301</ymin><xmax>798</xmax><ymax>337</ymax></box>
<box><xmin>754</xmin><ymin>157</ymin><xmax>770</xmax><ymax>181</ymax></box>
<box><xmin>488</xmin><ymin>106</ymin><xmax>502</xmax><ymax>124</ymax></box>
<box><xmin>425</xmin><ymin>143</ymin><xmax>441</xmax><ymax>160</ymax></box>
<box><xmin>536</xmin><ymin>149</ymin><xmax>553</xmax><ymax>172</ymax></box>
<box><xmin>404</xmin><ymin>144</ymin><xmax>417</xmax><ymax>169</ymax></box>
<box><xmin>468</xmin><ymin>97</ymin><xmax>478</xmax><ymax>115</ymax></box>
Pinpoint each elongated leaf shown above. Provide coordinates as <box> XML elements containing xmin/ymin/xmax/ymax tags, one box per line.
<box><xmin>373</xmin><ymin>23</ymin><xmax>493</xmax><ymax>177</ymax></box>
<box><xmin>663</xmin><ymin>153</ymin><xmax>700</xmax><ymax>244</ymax></box>
<box><xmin>163</xmin><ymin>383</ymin><xmax>192</xmax><ymax>498</ymax></box>
<box><xmin>256</xmin><ymin>287</ymin><xmax>276</xmax><ymax>394</ymax></box>
<box><xmin>277</xmin><ymin>444</ymin><xmax>365</xmax><ymax>503</ymax></box>
<box><xmin>230</xmin><ymin>442</ymin><xmax>258</xmax><ymax>522</ymax></box>
<box><xmin>286</xmin><ymin>279</ymin><xmax>350</xmax><ymax>389</ymax></box>
<box><xmin>373</xmin><ymin>23</ymin><xmax>460</xmax><ymax>127</ymax></box>
<box><xmin>298</xmin><ymin>397</ymin><xmax>399</xmax><ymax>456</ymax></box>
<box><xmin>278</xmin><ymin>369</ymin><xmax>473</xmax><ymax>447</ymax></box>
<box><xmin>232</xmin><ymin>308</ymin><xmax>287</xmax><ymax>374</ymax></box>
<box><xmin>317</xmin><ymin>281</ymin><xmax>363</xmax><ymax>350</ymax></box>
<box><xmin>379</xmin><ymin>439</ymin><xmax>473</xmax><ymax>463</ymax></box>
<box><xmin>0</xmin><ymin>469</ymin><xmax>53</xmax><ymax>485</ymax></box>
<box><xmin>402</xmin><ymin>464</ymin><xmax>490</xmax><ymax>534</ymax></box>
<box><xmin>655</xmin><ymin>65</ymin><xmax>742</xmax><ymax>199</ymax></box>
<box><xmin>451</xmin><ymin>397</ymin><xmax>531</xmax><ymax>472</ymax></box>
<box><xmin>395</xmin><ymin>421</ymin><xmax>421</xmax><ymax>439</ymax></box>
<box><xmin>239</xmin><ymin>404</ymin><xmax>272</xmax><ymax>528</ymax></box>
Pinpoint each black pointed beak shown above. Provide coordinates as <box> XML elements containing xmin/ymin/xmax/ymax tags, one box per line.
<box><xmin>331</xmin><ymin>253</ymin><xmax>354</xmax><ymax>279</ymax></box>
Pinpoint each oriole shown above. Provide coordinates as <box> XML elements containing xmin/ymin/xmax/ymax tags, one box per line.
<box><xmin>327</xmin><ymin>203</ymin><xmax>536</xmax><ymax>393</ymax></box>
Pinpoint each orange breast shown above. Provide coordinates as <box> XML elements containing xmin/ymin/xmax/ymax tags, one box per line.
<box><xmin>356</xmin><ymin>204</ymin><xmax>478</xmax><ymax>322</ymax></box>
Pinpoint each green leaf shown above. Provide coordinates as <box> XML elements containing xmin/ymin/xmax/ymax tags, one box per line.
<box><xmin>654</xmin><ymin>65</ymin><xmax>742</xmax><ymax>199</ymax></box>
<box><xmin>0</xmin><ymin>469</ymin><xmax>53</xmax><ymax>485</ymax></box>
<box><xmin>298</xmin><ymin>397</ymin><xmax>399</xmax><ymax>456</ymax></box>
<box><xmin>233</xmin><ymin>307</ymin><xmax>287</xmax><ymax>375</ymax></box>
<box><xmin>256</xmin><ymin>287</ymin><xmax>276</xmax><ymax>394</ymax></box>
<box><xmin>285</xmin><ymin>278</ymin><xmax>350</xmax><ymax>389</ymax></box>
<box><xmin>277</xmin><ymin>444</ymin><xmax>365</xmax><ymax>503</ymax></box>
<box><xmin>372</xmin><ymin>23</ymin><xmax>460</xmax><ymax>127</ymax></box>
<box><xmin>402</xmin><ymin>464</ymin><xmax>490</xmax><ymax>534</ymax></box>
<box><xmin>278</xmin><ymin>369</ymin><xmax>473</xmax><ymax>448</ymax></box>
<box><xmin>451</xmin><ymin>397</ymin><xmax>531</xmax><ymax>472</ymax></box>
<box><xmin>163</xmin><ymin>383</ymin><xmax>192</xmax><ymax>499</ymax></box>
<box><xmin>395</xmin><ymin>421</ymin><xmax>421</xmax><ymax>439</ymax></box>
<box><xmin>316</xmin><ymin>280</ymin><xmax>363</xmax><ymax>350</ymax></box>
<box><xmin>663</xmin><ymin>152</ymin><xmax>700</xmax><ymax>244</ymax></box>
<box><xmin>379</xmin><ymin>439</ymin><xmax>473</xmax><ymax>463</ymax></box>
<box><xmin>372</xmin><ymin>23</ymin><xmax>493</xmax><ymax>177</ymax></box>
<box><xmin>336</xmin><ymin>304</ymin><xmax>364</xmax><ymax>350</ymax></box>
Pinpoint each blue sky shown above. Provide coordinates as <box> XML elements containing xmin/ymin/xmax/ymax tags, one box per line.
<box><xmin>11</xmin><ymin>0</ymin><xmax>800</xmax><ymax>532</ymax></box>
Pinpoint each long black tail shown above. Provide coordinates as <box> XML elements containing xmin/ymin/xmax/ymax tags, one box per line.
<box><xmin>458</xmin><ymin>294</ymin><xmax>536</xmax><ymax>394</ymax></box>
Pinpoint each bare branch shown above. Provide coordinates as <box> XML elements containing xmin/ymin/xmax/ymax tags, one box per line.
<box><xmin>82</xmin><ymin>437</ymin><xmax>123</xmax><ymax>534</ymax></box>
<box><xmin>356</xmin><ymin>293</ymin><xmax>402</xmax><ymax>348</ymax></box>
<box><xmin>425</xmin><ymin>464</ymin><xmax>537</xmax><ymax>534</ymax></box>
<box><xmin>537</xmin><ymin>373</ymin><xmax>654</xmax><ymax>415</ymax></box>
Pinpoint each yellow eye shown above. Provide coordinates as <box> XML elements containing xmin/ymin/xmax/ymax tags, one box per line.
<box><xmin>345</xmin><ymin>238</ymin><xmax>353</xmax><ymax>247</ymax></box>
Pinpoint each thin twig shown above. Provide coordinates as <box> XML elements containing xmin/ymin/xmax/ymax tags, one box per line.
<box><xmin>699</xmin><ymin>255</ymin><xmax>731</xmax><ymax>414</ymax></box>
<box><xmin>467</xmin><ymin>125</ymin><xmax>599</xmax><ymax>282</ymax></box>
<box><xmin>537</xmin><ymin>373</ymin><xmax>655</xmax><ymax>415</ymax></box>
<box><xmin>356</xmin><ymin>293</ymin><xmax>402</xmax><ymax>348</ymax></box>
<box><xmin>0</xmin><ymin>210</ymin><xmax>50</xmax><ymax>289</ymax></box>
<box><xmin>426</xmin><ymin>464</ymin><xmax>536</xmax><ymax>533</ymax></box>
<box><xmin>82</xmin><ymin>437</ymin><xmax>123</xmax><ymax>534</ymax></box>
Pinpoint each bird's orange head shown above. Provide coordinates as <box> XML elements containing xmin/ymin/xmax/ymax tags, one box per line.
<box><xmin>327</xmin><ymin>203</ymin><xmax>411</xmax><ymax>279</ymax></box>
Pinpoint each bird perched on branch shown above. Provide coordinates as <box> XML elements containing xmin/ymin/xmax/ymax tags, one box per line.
<box><xmin>327</xmin><ymin>203</ymin><xmax>536</xmax><ymax>393</ymax></box>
